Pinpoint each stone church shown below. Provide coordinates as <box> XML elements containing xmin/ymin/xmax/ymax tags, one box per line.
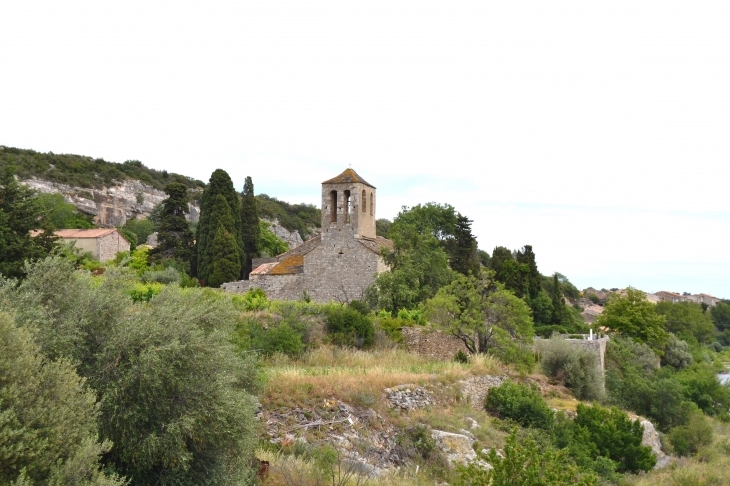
<box><xmin>222</xmin><ymin>169</ymin><xmax>393</xmax><ymax>302</ymax></box>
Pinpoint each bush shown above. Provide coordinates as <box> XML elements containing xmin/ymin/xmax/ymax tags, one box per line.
<box><xmin>249</xmin><ymin>321</ymin><xmax>304</xmax><ymax>358</ymax></box>
<box><xmin>456</xmin><ymin>429</ymin><xmax>598</xmax><ymax>486</ymax></box>
<box><xmin>669</xmin><ymin>410</ymin><xmax>714</xmax><ymax>456</ymax></box>
<box><xmin>454</xmin><ymin>350</ymin><xmax>469</xmax><ymax>363</ymax></box>
<box><xmin>538</xmin><ymin>336</ymin><xmax>605</xmax><ymax>401</ymax></box>
<box><xmin>141</xmin><ymin>266</ymin><xmax>181</xmax><ymax>284</ymax></box>
<box><xmin>325</xmin><ymin>305</ymin><xmax>375</xmax><ymax>348</ymax></box>
<box><xmin>376</xmin><ymin>317</ymin><xmax>410</xmax><ymax>344</ymax></box>
<box><xmin>129</xmin><ymin>282</ymin><xmax>163</xmax><ymax>302</ymax></box>
<box><xmin>662</xmin><ymin>334</ymin><xmax>693</xmax><ymax>369</ymax></box>
<box><xmin>484</xmin><ymin>381</ymin><xmax>554</xmax><ymax>429</ymax></box>
<box><xmin>232</xmin><ymin>288</ymin><xmax>269</xmax><ymax>312</ymax></box>
<box><xmin>572</xmin><ymin>403</ymin><xmax>656</xmax><ymax>473</ymax></box>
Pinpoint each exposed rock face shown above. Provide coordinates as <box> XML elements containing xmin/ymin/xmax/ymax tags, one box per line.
<box><xmin>21</xmin><ymin>177</ymin><xmax>200</xmax><ymax>228</ymax></box>
<box><xmin>431</xmin><ymin>430</ymin><xmax>477</xmax><ymax>466</ymax></box>
<box><xmin>637</xmin><ymin>417</ymin><xmax>671</xmax><ymax>468</ymax></box>
<box><xmin>265</xmin><ymin>219</ymin><xmax>304</xmax><ymax>249</ymax></box>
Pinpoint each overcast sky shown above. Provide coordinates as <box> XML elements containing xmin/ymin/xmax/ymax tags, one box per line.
<box><xmin>2</xmin><ymin>1</ymin><xmax>728</xmax><ymax>298</ymax></box>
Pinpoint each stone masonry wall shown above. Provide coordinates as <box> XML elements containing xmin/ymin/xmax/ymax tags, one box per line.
<box><xmin>565</xmin><ymin>336</ymin><xmax>609</xmax><ymax>370</ymax></box>
<box><xmin>98</xmin><ymin>232</ymin><xmax>131</xmax><ymax>262</ymax></box>
<box><xmin>401</xmin><ymin>327</ymin><xmax>470</xmax><ymax>361</ymax></box>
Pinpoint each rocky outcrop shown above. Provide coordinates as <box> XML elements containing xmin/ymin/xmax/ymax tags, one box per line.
<box><xmin>635</xmin><ymin>416</ymin><xmax>671</xmax><ymax>468</ymax></box>
<box><xmin>264</xmin><ymin>220</ymin><xmax>304</xmax><ymax>249</ymax></box>
<box><xmin>431</xmin><ymin>430</ymin><xmax>478</xmax><ymax>466</ymax></box>
<box><xmin>21</xmin><ymin>177</ymin><xmax>200</xmax><ymax>228</ymax></box>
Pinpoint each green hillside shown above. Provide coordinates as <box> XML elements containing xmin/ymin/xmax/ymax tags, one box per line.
<box><xmin>0</xmin><ymin>145</ymin><xmax>205</xmax><ymax>191</ymax></box>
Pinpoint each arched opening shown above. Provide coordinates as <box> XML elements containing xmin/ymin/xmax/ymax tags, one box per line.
<box><xmin>330</xmin><ymin>190</ymin><xmax>337</xmax><ymax>223</ymax></box>
<box><xmin>344</xmin><ymin>190</ymin><xmax>351</xmax><ymax>223</ymax></box>
<box><xmin>370</xmin><ymin>192</ymin><xmax>374</xmax><ymax>216</ymax></box>
<box><xmin>362</xmin><ymin>190</ymin><xmax>366</xmax><ymax>213</ymax></box>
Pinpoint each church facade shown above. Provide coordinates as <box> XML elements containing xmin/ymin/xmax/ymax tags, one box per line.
<box><xmin>221</xmin><ymin>169</ymin><xmax>393</xmax><ymax>302</ymax></box>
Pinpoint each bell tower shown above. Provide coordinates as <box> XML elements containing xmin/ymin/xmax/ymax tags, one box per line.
<box><xmin>321</xmin><ymin>168</ymin><xmax>376</xmax><ymax>240</ymax></box>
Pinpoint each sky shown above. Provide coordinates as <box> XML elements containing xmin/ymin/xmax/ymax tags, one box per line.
<box><xmin>1</xmin><ymin>1</ymin><xmax>729</xmax><ymax>298</ymax></box>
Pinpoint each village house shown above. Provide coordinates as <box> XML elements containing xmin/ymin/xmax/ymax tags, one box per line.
<box><xmin>43</xmin><ymin>228</ymin><xmax>131</xmax><ymax>261</ymax></box>
<box><xmin>222</xmin><ymin>169</ymin><xmax>393</xmax><ymax>303</ymax></box>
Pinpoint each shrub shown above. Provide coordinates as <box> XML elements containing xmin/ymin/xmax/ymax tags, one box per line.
<box><xmin>454</xmin><ymin>350</ymin><xmax>469</xmax><ymax>363</ymax></box>
<box><xmin>456</xmin><ymin>429</ymin><xmax>598</xmax><ymax>486</ymax></box>
<box><xmin>232</xmin><ymin>288</ymin><xmax>269</xmax><ymax>312</ymax></box>
<box><xmin>662</xmin><ymin>334</ymin><xmax>693</xmax><ymax>369</ymax></box>
<box><xmin>484</xmin><ymin>381</ymin><xmax>554</xmax><ymax>429</ymax></box>
<box><xmin>538</xmin><ymin>336</ymin><xmax>604</xmax><ymax>401</ymax></box>
<box><xmin>325</xmin><ymin>305</ymin><xmax>375</xmax><ymax>348</ymax></box>
<box><xmin>141</xmin><ymin>266</ymin><xmax>181</xmax><ymax>284</ymax></box>
<box><xmin>129</xmin><ymin>282</ymin><xmax>163</xmax><ymax>302</ymax></box>
<box><xmin>669</xmin><ymin>410</ymin><xmax>714</xmax><ymax>456</ymax></box>
<box><xmin>572</xmin><ymin>403</ymin><xmax>656</xmax><ymax>473</ymax></box>
<box><xmin>376</xmin><ymin>317</ymin><xmax>410</xmax><ymax>344</ymax></box>
<box><xmin>249</xmin><ymin>321</ymin><xmax>305</xmax><ymax>358</ymax></box>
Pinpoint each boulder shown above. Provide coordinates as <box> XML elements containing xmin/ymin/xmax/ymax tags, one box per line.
<box><xmin>430</xmin><ymin>430</ymin><xmax>476</xmax><ymax>466</ymax></box>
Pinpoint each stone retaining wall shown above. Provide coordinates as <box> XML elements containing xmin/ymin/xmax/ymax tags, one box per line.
<box><xmin>401</xmin><ymin>327</ymin><xmax>469</xmax><ymax>361</ymax></box>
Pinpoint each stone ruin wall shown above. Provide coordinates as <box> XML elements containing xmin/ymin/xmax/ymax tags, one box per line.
<box><xmin>401</xmin><ymin>327</ymin><xmax>470</xmax><ymax>361</ymax></box>
<box><xmin>563</xmin><ymin>336</ymin><xmax>608</xmax><ymax>370</ymax></box>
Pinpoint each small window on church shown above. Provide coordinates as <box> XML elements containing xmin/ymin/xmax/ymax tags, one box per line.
<box><xmin>370</xmin><ymin>192</ymin><xmax>373</xmax><ymax>216</ymax></box>
<box><xmin>362</xmin><ymin>190</ymin><xmax>366</xmax><ymax>213</ymax></box>
<box><xmin>344</xmin><ymin>190</ymin><xmax>351</xmax><ymax>223</ymax></box>
<box><xmin>330</xmin><ymin>190</ymin><xmax>337</xmax><ymax>223</ymax></box>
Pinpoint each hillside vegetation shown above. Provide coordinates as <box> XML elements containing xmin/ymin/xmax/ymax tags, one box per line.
<box><xmin>256</xmin><ymin>193</ymin><xmax>321</xmax><ymax>239</ymax></box>
<box><xmin>0</xmin><ymin>145</ymin><xmax>205</xmax><ymax>191</ymax></box>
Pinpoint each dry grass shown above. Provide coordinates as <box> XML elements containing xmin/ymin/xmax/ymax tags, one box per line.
<box><xmin>261</xmin><ymin>346</ymin><xmax>504</xmax><ymax>410</ymax></box>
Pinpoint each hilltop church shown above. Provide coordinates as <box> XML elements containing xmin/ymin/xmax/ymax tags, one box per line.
<box><xmin>222</xmin><ymin>169</ymin><xmax>393</xmax><ymax>302</ymax></box>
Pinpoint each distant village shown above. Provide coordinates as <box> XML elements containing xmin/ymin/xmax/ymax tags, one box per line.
<box><xmin>580</xmin><ymin>287</ymin><xmax>722</xmax><ymax>323</ymax></box>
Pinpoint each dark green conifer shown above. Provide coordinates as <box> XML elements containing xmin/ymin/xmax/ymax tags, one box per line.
<box><xmin>550</xmin><ymin>272</ymin><xmax>566</xmax><ymax>324</ymax></box>
<box><xmin>195</xmin><ymin>170</ymin><xmax>244</xmax><ymax>284</ymax></box>
<box><xmin>240</xmin><ymin>176</ymin><xmax>261</xmax><ymax>278</ymax></box>
<box><xmin>208</xmin><ymin>223</ymin><xmax>242</xmax><ymax>288</ymax></box>
<box><xmin>0</xmin><ymin>166</ymin><xmax>57</xmax><ymax>278</ymax></box>
<box><xmin>516</xmin><ymin>245</ymin><xmax>541</xmax><ymax>300</ymax></box>
<box><xmin>151</xmin><ymin>182</ymin><xmax>194</xmax><ymax>262</ymax></box>
<box><xmin>448</xmin><ymin>214</ymin><xmax>480</xmax><ymax>276</ymax></box>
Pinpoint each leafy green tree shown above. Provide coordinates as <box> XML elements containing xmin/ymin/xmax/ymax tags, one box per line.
<box><xmin>2</xmin><ymin>256</ymin><xmax>259</xmax><ymax>485</ymax></box>
<box><xmin>35</xmin><ymin>192</ymin><xmax>94</xmax><ymax>229</ymax></box>
<box><xmin>677</xmin><ymin>362</ymin><xmax>730</xmax><ymax>418</ymax></box>
<box><xmin>391</xmin><ymin>202</ymin><xmax>458</xmax><ymax>241</ymax></box>
<box><xmin>325</xmin><ymin>305</ymin><xmax>375</xmax><ymax>348</ymax></box>
<box><xmin>656</xmin><ymin>301</ymin><xmax>715</xmax><ymax>344</ymax></box>
<box><xmin>476</xmin><ymin>249</ymin><xmax>490</xmax><ymax>267</ymax></box>
<box><xmin>0</xmin><ymin>167</ymin><xmax>58</xmax><ymax>278</ymax></box>
<box><xmin>195</xmin><ymin>169</ymin><xmax>244</xmax><ymax>282</ymax></box>
<box><xmin>447</xmin><ymin>214</ymin><xmax>480</xmax><ymax>276</ymax></box>
<box><xmin>150</xmin><ymin>182</ymin><xmax>195</xmax><ymax>263</ymax></box>
<box><xmin>596</xmin><ymin>287</ymin><xmax>668</xmax><ymax>345</ymax></box>
<box><xmin>375</xmin><ymin>218</ymin><xmax>391</xmax><ymax>237</ymax></box>
<box><xmin>367</xmin><ymin>224</ymin><xmax>453</xmax><ymax>313</ymax></box>
<box><xmin>662</xmin><ymin>334</ymin><xmax>693</xmax><ymax>369</ymax></box>
<box><xmin>0</xmin><ymin>311</ymin><xmax>124</xmax><ymax>485</ymax></box>
<box><xmin>711</xmin><ymin>302</ymin><xmax>730</xmax><ymax>331</ymax></box>
<box><xmin>424</xmin><ymin>269</ymin><xmax>534</xmax><ymax>370</ymax></box>
<box><xmin>240</xmin><ymin>176</ymin><xmax>261</xmax><ymax>278</ymax></box>
<box><xmin>121</xmin><ymin>218</ymin><xmax>156</xmax><ymax>246</ymax></box>
<box><xmin>668</xmin><ymin>409</ymin><xmax>714</xmax><ymax>456</ymax></box>
<box><xmin>456</xmin><ymin>429</ymin><xmax>598</xmax><ymax>486</ymax></box>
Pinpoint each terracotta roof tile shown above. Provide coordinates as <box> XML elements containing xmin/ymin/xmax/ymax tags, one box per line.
<box><xmin>54</xmin><ymin>228</ymin><xmax>120</xmax><ymax>238</ymax></box>
<box><xmin>322</xmin><ymin>169</ymin><xmax>375</xmax><ymax>188</ymax></box>
<box><xmin>250</xmin><ymin>262</ymin><xmax>279</xmax><ymax>275</ymax></box>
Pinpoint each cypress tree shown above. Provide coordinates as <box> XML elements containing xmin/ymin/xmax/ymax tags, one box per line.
<box><xmin>516</xmin><ymin>245</ymin><xmax>541</xmax><ymax>300</ymax></box>
<box><xmin>195</xmin><ymin>170</ymin><xmax>244</xmax><ymax>284</ymax></box>
<box><xmin>208</xmin><ymin>223</ymin><xmax>242</xmax><ymax>288</ymax></box>
<box><xmin>449</xmin><ymin>213</ymin><xmax>480</xmax><ymax>276</ymax></box>
<box><xmin>0</xmin><ymin>166</ymin><xmax>57</xmax><ymax>279</ymax></box>
<box><xmin>550</xmin><ymin>273</ymin><xmax>567</xmax><ymax>324</ymax></box>
<box><xmin>151</xmin><ymin>182</ymin><xmax>195</xmax><ymax>263</ymax></box>
<box><xmin>240</xmin><ymin>176</ymin><xmax>261</xmax><ymax>278</ymax></box>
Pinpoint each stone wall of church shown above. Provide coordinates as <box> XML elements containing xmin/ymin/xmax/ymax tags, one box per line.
<box><xmin>222</xmin><ymin>230</ymin><xmax>384</xmax><ymax>303</ymax></box>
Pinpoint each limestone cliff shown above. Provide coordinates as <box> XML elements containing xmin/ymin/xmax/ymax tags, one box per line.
<box><xmin>21</xmin><ymin>177</ymin><xmax>200</xmax><ymax>228</ymax></box>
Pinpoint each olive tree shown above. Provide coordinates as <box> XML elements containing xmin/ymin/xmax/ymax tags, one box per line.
<box><xmin>424</xmin><ymin>269</ymin><xmax>534</xmax><ymax>371</ymax></box>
